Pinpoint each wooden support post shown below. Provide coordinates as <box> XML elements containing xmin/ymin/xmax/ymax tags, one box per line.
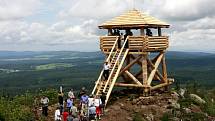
<box><xmin>162</xmin><ymin>56</ymin><xmax>168</xmax><ymax>83</ymax></box>
<box><xmin>108</xmin><ymin>29</ymin><xmax>112</xmax><ymax>36</ymax></box>
<box><xmin>142</xmin><ymin>54</ymin><xmax>148</xmax><ymax>85</ymax></box>
<box><xmin>140</xmin><ymin>28</ymin><xmax>145</xmax><ymax>35</ymax></box>
<box><xmin>125</xmin><ymin>70</ymin><xmax>142</xmax><ymax>86</ymax></box>
<box><xmin>158</xmin><ymin>27</ymin><xmax>162</xmax><ymax>36</ymax></box>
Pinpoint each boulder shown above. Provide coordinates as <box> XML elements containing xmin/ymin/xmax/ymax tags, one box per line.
<box><xmin>171</xmin><ymin>103</ymin><xmax>180</xmax><ymax>109</ymax></box>
<box><xmin>171</xmin><ymin>91</ymin><xmax>179</xmax><ymax>100</ymax></box>
<box><xmin>183</xmin><ymin>108</ymin><xmax>192</xmax><ymax>113</ymax></box>
<box><xmin>145</xmin><ymin>113</ymin><xmax>154</xmax><ymax>121</ymax></box>
<box><xmin>190</xmin><ymin>94</ymin><xmax>206</xmax><ymax>104</ymax></box>
<box><xmin>178</xmin><ymin>88</ymin><xmax>186</xmax><ymax>98</ymax></box>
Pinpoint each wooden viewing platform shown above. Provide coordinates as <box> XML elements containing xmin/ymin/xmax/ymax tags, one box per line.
<box><xmin>92</xmin><ymin>9</ymin><xmax>174</xmax><ymax>106</ymax></box>
<box><xmin>100</xmin><ymin>36</ymin><xmax>169</xmax><ymax>53</ymax></box>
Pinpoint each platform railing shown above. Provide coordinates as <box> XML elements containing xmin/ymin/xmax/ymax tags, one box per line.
<box><xmin>100</xmin><ymin>36</ymin><xmax>169</xmax><ymax>52</ymax></box>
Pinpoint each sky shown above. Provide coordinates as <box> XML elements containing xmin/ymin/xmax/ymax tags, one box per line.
<box><xmin>0</xmin><ymin>0</ymin><xmax>214</xmax><ymax>52</ymax></box>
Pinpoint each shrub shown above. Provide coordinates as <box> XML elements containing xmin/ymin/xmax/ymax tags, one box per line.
<box><xmin>133</xmin><ymin>113</ymin><xmax>144</xmax><ymax>121</ymax></box>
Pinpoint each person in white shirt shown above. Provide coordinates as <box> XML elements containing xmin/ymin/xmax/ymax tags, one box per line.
<box><xmin>55</xmin><ymin>107</ymin><xmax>61</xmax><ymax>121</ymax></box>
<box><xmin>68</xmin><ymin>89</ymin><xmax>75</xmax><ymax>99</ymax></box>
<box><xmin>103</xmin><ymin>61</ymin><xmax>110</xmax><ymax>80</ymax></box>
<box><xmin>40</xmin><ymin>96</ymin><xmax>49</xmax><ymax>116</ymax></box>
<box><xmin>94</xmin><ymin>95</ymin><xmax>102</xmax><ymax>119</ymax></box>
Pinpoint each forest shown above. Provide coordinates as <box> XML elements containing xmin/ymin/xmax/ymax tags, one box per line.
<box><xmin>0</xmin><ymin>51</ymin><xmax>214</xmax><ymax>96</ymax></box>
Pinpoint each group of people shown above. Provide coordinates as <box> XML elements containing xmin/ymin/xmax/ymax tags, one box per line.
<box><xmin>111</xmin><ymin>29</ymin><xmax>133</xmax><ymax>49</ymax></box>
<box><xmin>54</xmin><ymin>87</ymin><xmax>106</xmax><ymax>121</ymax></box>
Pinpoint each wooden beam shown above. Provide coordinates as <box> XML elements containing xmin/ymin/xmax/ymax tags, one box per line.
<box><xmin>126</xmin><ymin>54</ymin><xmax>130</xmax><ymax>71</ymax></box>
<box><xmin>151</xmin><ymin>82</ymin><xmax>173</xmax><ymax>91</ymax></box>
<box><xmin>147</xmin><ymin>53</ymin><xmax>164</xmax><ymax>85</ymax></box>
<box><xmin>130</xmin><ymin>54</ymin><xmax>142</xmax><ymax>66</ymax></box>
<box><xmin>119</xmin><ymin>55</ymin><xmax>142</xmax><ymax>75</ymax></box>
<box><xmin>162</xmin><ymin>56</ymin><xmax>168</xmax><ymax>83</ymax></box>
<box><xmin>147</xmin><ymin>66</ymin><xmax>162</xmax><ymax>81</ymax></box>
<box><xmin>142</xmin><ymin>54</ymin><xmax>148</xmax><ymax>85</ymax></box>
<box><xmin>152</xmin><ymin>52</ymin><xmax>163</xmax><ymax>63</ymax></box>
<box><xmin>125</xmin><ymin>70</ymin><xmax>142</xmax><ymax>86</ymax></box>
<box><xmin>147</xmin><ymin>58</ymin><xmax>166</xmax><ymax>83</ymax></box>
<box><xmin>135</xmin><ymin>69</ymin><xmax>143</xmax><ymax>78</ymax></box>
<box><xmin>115</xmin><ymin>83</ymin><xmax>144</xmax><ymax>87</ymax></box>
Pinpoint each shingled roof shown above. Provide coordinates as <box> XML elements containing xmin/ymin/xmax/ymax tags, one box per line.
<box><xmin>99</xmin><ymin>9</ymin><xmax>170</xmax><ymax>29</ymax></box>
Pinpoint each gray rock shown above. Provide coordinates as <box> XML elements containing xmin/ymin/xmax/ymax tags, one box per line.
<box><xmin>183</xmin><ymin>108</ymin><xmax>192</xmax><ymax>113</ymax></box>
<box><xmin>170</xmin><ymin>103</ymin><xmax>180</xmax><ymax>109</ymax></box>
<box><xmin>145</xmin><ymin>113</ymin><xmax>154</xmax><ymax>121</ymax></box>
<box><xmin>190</xmin><ymin>94</ymin><xmax>206</xmax><ymax>104</ymax></box>
<box><xmin>178</xmin><ymin>88</ymin><xmax>186</xmax><ymax>98</ymax></box>
<box><xmin>112</xmin><ymin>105</ymin><xmax>121</xmax><ymax>110</ymax></box>
<box><xmin>171</xmin><ymin>91</ymin><xmax>179</xmax><ymax>100</ymax></box>
<box><xmin>126</xmin><ymin>117</ymin><xmax>133</xmax><ymax>121</ymax></box>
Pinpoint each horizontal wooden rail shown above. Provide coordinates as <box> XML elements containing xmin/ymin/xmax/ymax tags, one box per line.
<box><xmin>100</xmin><ymin>36</ymin><xmax>169</xmax><ymax>52</ymax></box>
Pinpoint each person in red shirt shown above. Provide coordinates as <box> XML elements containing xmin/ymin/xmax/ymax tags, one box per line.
<box><xmin>62</xmin><ymin>109</ymin><xmax>69</xmax><ymax>121</ymax></box>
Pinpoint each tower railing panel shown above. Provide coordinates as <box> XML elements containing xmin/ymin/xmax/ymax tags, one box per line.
<box><xmin>100</xmin><ymin>36</ymin><xmax>118</xmax><ymax>52</ymax></box>
<box><xmin>100</xmin><ymin>36</ymin><xmax>169</xmax><ymax>52</ymax></box>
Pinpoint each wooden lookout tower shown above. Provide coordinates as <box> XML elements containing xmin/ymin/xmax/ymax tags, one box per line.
<box><xmin>92</xmin><ymin>9</ymin><xmax>174</xmax><ymax>105</ymax></box>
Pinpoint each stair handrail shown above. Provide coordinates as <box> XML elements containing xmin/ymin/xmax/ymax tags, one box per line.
<box><xmin>91</xmin><ymin>36</ymin><xmax>119</xmax><ymax>95</ymax></box>
<box><xmin>106</xmin><ymin>36</ymin><xmax>119</xmax><ymax>62</ymax></box>
<box><xmin>105</xmin><ymin>49</ymin><xmax>129</xmax><ymax>105</ymax></box>
<box><xmin>103</xmin><ymin>37</ymin><xmax>129</xmax><ymax>92</ymax></box>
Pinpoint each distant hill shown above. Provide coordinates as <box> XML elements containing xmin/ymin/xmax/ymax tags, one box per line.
<box><xmin>0</xmin><ymin>51</ymin><xmax>213</xmax><ymax>59</ymax></box>
<box><xmin>166</xmin><ymin>51</ymin><xmax>214</xmax><ymax>59</ymax></box>
<box><xmin>0</xmin><ymin>51</ymin><xmax>214</xmax><ymax>95</ymax></box>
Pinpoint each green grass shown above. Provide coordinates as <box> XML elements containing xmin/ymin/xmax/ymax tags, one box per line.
<box><xmin>35</xmin><ymin>63</ymin><xmax>74</xmax><ymax>70</ymax></box>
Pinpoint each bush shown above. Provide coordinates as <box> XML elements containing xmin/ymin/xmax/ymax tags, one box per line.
<box><xmin>133</xmin><ymin>113</ymin><xmax>144</xmax><ymax>121</ymax></box>
<box><xmin>160</xmin><ymin>113</ymin><xmax>170</xmax><ymax>121</ymax></box>
<box><xmin>0</xmin><ymin>88</ymin><xmax>58</xmax><ymax>120</ymax></box>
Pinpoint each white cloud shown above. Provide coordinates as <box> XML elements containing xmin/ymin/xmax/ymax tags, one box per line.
<box><xmin>146</xmin><ymin>0</ymin><xmax>215</xmax><ymax>21</ymax></box>
<box><xmin>0</xmin><ymin>0</ymin><xmax>42</xmax><ymax>20</ymax></box>
<box><xmin>0</xmin><ymin>19</ymin><xmax>99</xmax><ymax>51</ymax></box>
<box><xmin>183</xmin><ymin>16</ymin><xmax>215</xmax><ymax>29</ymax></box>
<box><xmin>170</xmin><ymin>28</ymin><xmax>215</xmax><ymax>52</ymax></box>
<box><xmin>58</xmin><ymin>0</ymin><xmax>132</xmax><ymax>19</ymax></box>
<box><xmin>0</xmin><ymin>0</ymin><xmax>214</xmax><ymax>52</ymax></box>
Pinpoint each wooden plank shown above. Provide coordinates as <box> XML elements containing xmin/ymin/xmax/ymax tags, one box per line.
<box><xmin>125</xmin><ymin>70</ymin><xmax>142</xmax><ymax>85</ymax></box>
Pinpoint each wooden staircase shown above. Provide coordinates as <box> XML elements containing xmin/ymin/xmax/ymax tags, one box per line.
<box><xmin>92</xmin><ymin>36</ymin><xmax>129</xmax><ymax>105</ymax></box>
